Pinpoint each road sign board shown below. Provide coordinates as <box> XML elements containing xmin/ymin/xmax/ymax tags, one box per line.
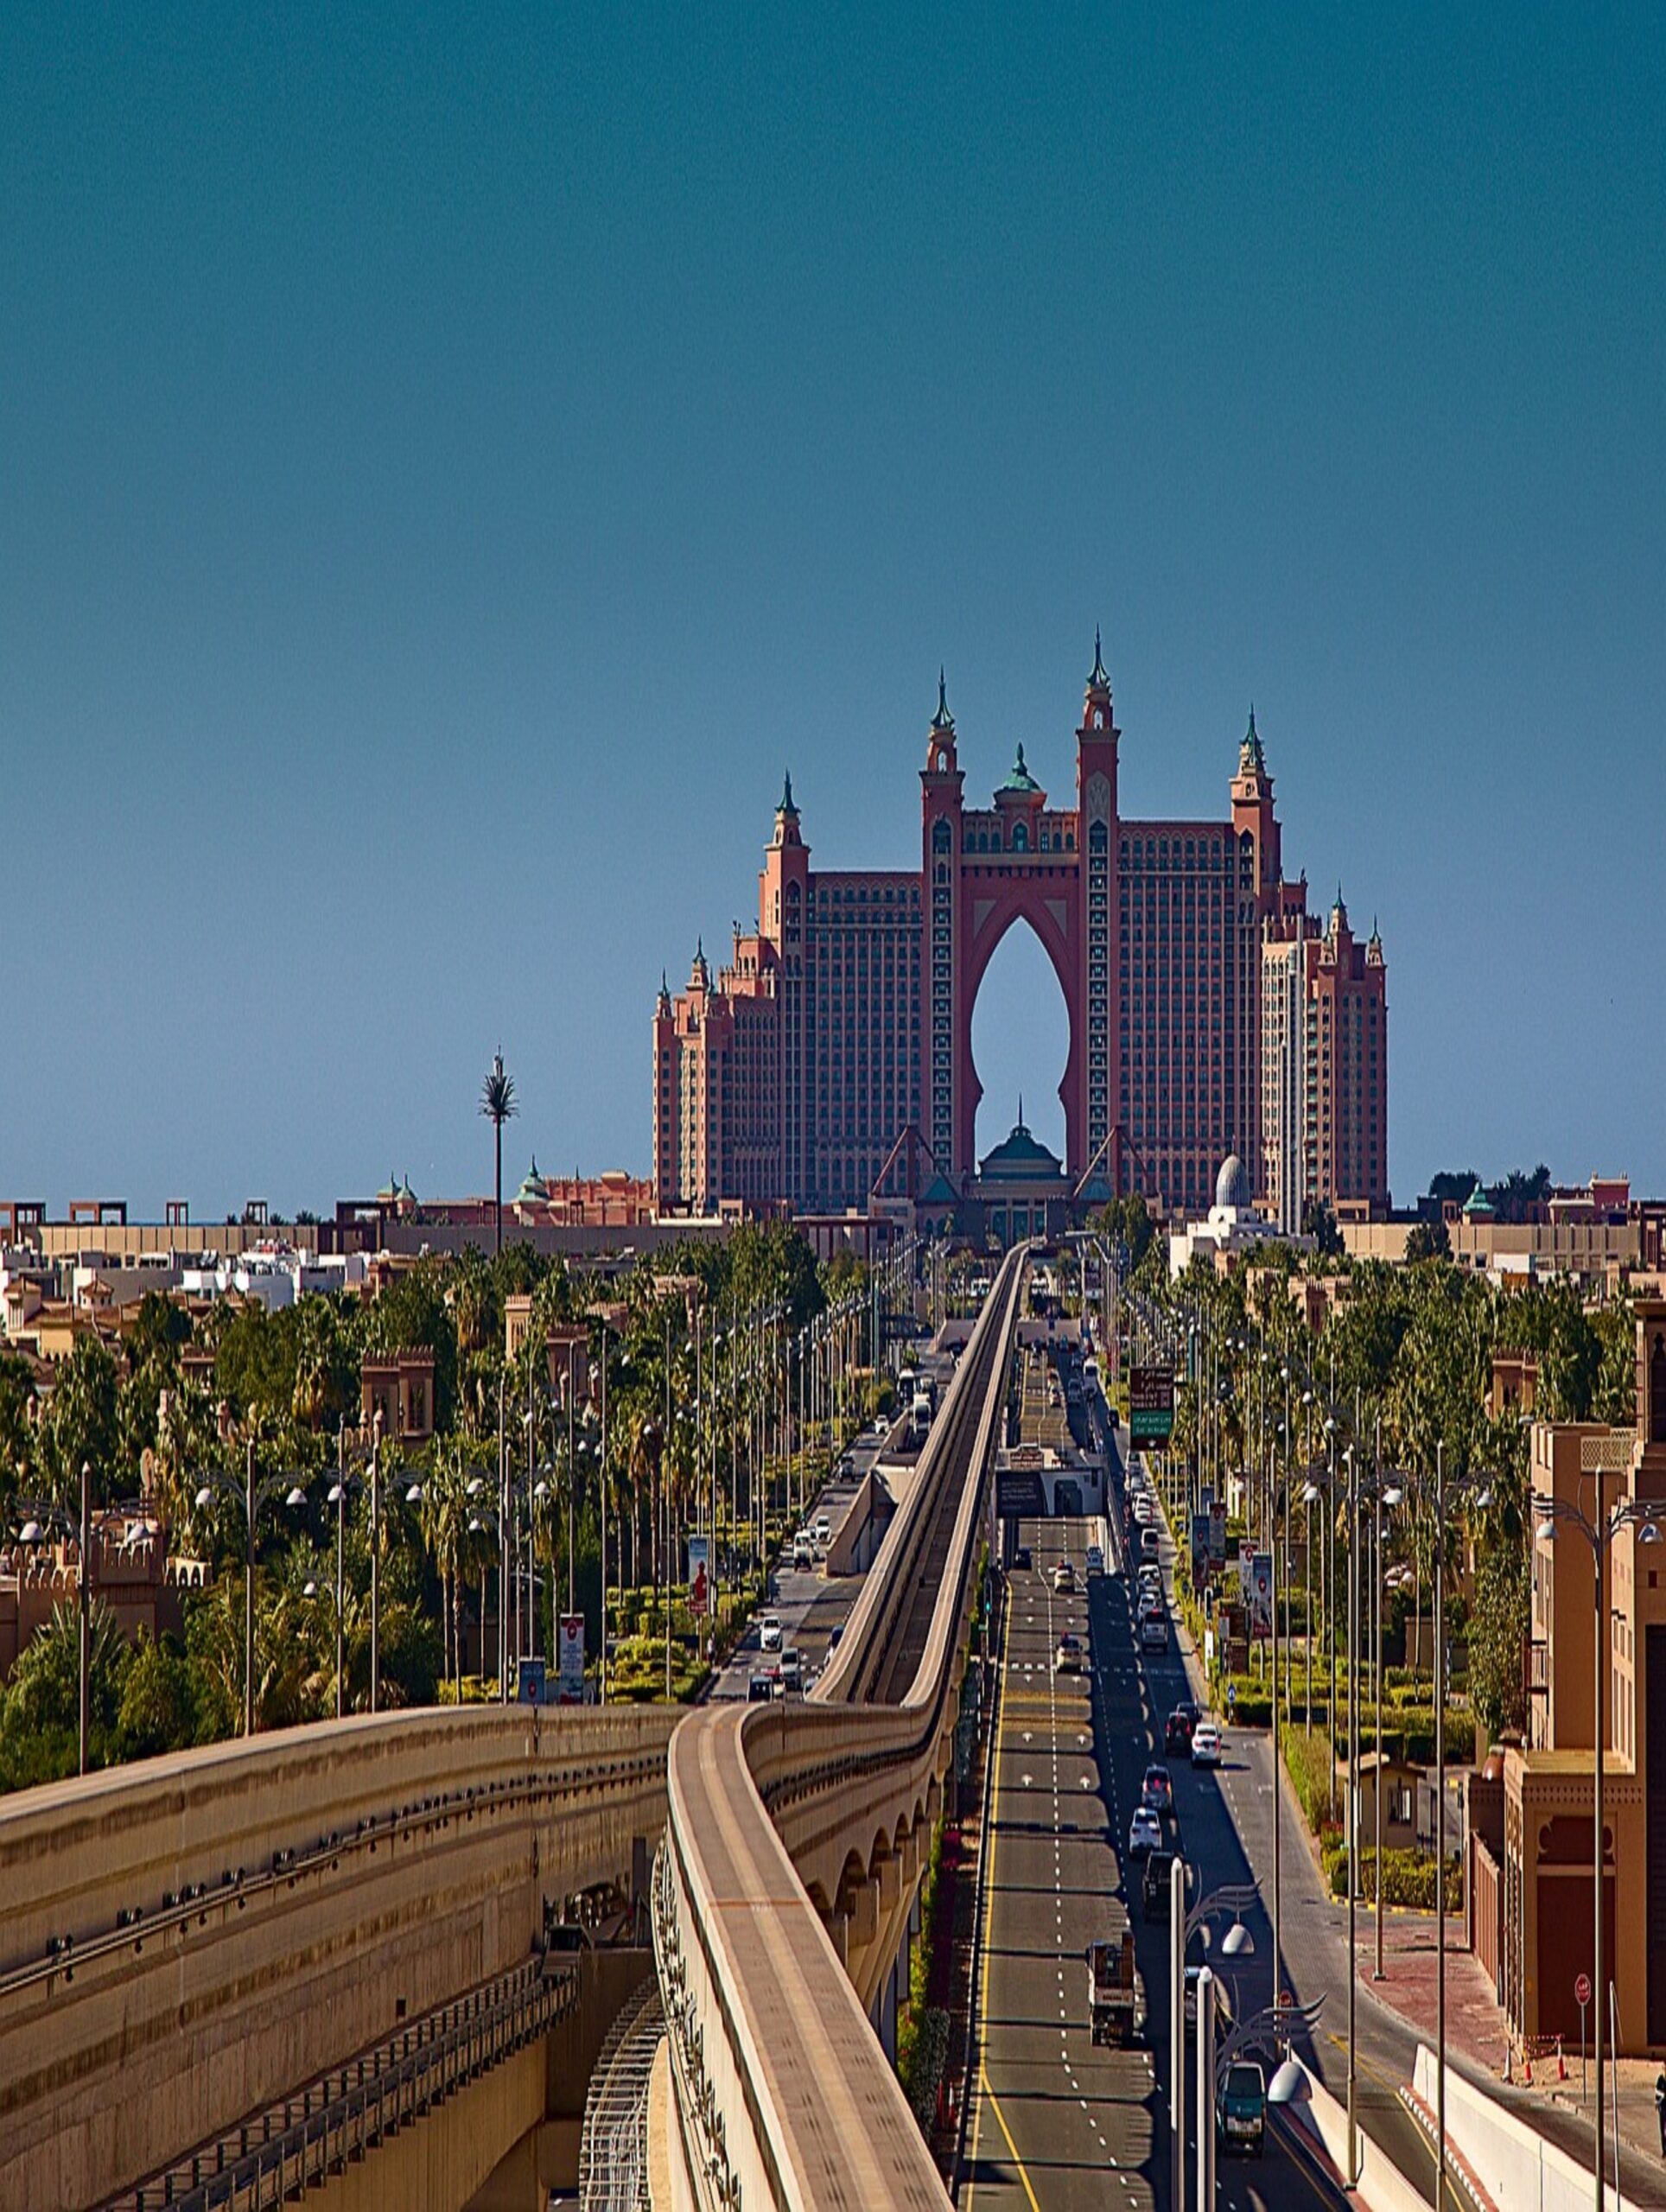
<box><xmin>1575</xmin><ymin>1971</ymin><xmax>1593</xmax><ymax>2008</ymax></box>
<box><xmin>1129</xmin><ymin>1363</ymin><xmax>1174</xmax><ymax>1444</ymax></box>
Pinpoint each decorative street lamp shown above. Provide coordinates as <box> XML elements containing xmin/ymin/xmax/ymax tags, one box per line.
<box><xmin>195</xmin><ymin>1438</ymin><xmax>308</xmax><ymax>1737</ymax></box>
<box><xmin>1533</xmin><ymin>1438</ymin><xmax>1659</xmax><ymax>2212</ymax></box>
<box><xmin>16</xmin><ymin>1459</ymin><xmax>99</xmax><ymax>1776</ymax></box>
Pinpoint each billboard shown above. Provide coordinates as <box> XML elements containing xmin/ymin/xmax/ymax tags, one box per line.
<box><xmin>688</xmin><ymin>1535</ymin><xmax>711</xmax><ymax>1618</ymax></box>
<box><xmin>557</xmin><ymin>1616</ymin><xmax>585</xmax><ymax>1701</ymax></box>
<box><xmin>1129</xmin><ymin>1364</ymin><xmax>1174</xmax><ymax>1444</ymax></box>
<box><xmin>1190</xmin><ymin>1512</ymin><xmax>1210</xmax><ymax>1586</ymax></box>
<box><xmin>1238</xmin><ymin>1550</ymin><xmax>1273</xmax><ymax>1641</ymax></box>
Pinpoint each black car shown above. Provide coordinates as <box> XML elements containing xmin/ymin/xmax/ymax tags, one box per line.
<box><xmin>1013</xmin><ymin>1544</ymin><xmax>1032</xmax><ymax>1571</ymax></box>
<box><xmin>1165</xmin><ymin>1704</ymin><xmax>1199</xmax><ymax>1755</ymax></box>
<box><xmin>1142</xmin><ymin>1847</ymin><xmax>1179</xmax><ymax>1922</ymax></box>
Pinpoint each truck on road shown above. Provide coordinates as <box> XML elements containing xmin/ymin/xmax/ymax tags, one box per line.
<box><xmin>1086</xmin><ymin>1905</ymin><xmax>1140</xmax><ymax>2046</ymax></box>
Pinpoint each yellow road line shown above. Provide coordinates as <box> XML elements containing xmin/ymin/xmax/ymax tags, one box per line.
<box><xmin>965</xmin><ymin>1578</ymin><xmax>1011</xmax><ymax>2212</ymax></box>
<box><xmin>977</xmin><ymin>2065</ymin><xmax>1045</xmax><ymax>2212</ymax></box>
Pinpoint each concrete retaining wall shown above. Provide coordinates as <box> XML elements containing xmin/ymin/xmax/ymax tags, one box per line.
<box><xmin>1412</xmin><ymin>2043</ymin><xmax>1624</xmax><ymax>2212</ymax></box>
<box><xmin>1280</xmin><ymin>2057</ymin><xmax>1430</xmax><ymax>2212</ymax></box>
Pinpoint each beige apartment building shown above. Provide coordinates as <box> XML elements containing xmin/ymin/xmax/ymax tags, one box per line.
<box><xmin>1475</xmin><ymin>1300</ymin><xmax>1666</xmax><ymax>2052</ymax></box>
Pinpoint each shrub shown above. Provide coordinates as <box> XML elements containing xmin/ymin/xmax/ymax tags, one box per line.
<box><xmin>1326</xmin><ymin>1844</ymin><xmax>1461</xmax><ymax>1912</ymax></box>
<box><xmin>1281</xmin><ymin>1723</ymin><xmax>1339</xmax><ymax>1833</ymax></box>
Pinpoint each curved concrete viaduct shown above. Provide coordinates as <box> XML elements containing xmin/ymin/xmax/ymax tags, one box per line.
<box><xmin>654</xmin><ymin>1247</ymin><xmax>1026</xmax><ymax>2210</ymax></box>
<box><xmin>0</xmin><ymin>1703</ymin><xmax>675</xmax><ymax>2210</ymax></box>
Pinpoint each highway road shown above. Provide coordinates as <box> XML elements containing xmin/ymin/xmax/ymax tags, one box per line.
<box><xmin>964</xmin><ymin>1505</ymin><xmax>1349</xmax><ymax>2212</ymax></box>
<box><xmin>705</xmin><ymin>1420</ymin><xmax>888</xmax><ymax>1702</ymax></box>
<box><xmin>1112</xmin><ymin>1416</ymin><xmax>1666</xmax><ymax>2212</ymax></box>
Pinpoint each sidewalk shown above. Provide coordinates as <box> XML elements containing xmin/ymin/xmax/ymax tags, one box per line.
<box><xmin>1353</xmin><ymin>1903</ymin><xmax>1666</xmax><ymax>2188</ymax></box>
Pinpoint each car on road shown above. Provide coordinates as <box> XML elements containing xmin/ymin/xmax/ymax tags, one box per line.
<box><xmin>828</xmin><ymin>1622</ymin><xmax>844</xmax><ymax>1650</ymax></box>
<box><xmin>779</xmin><ymin>1648</ymin><xmax>803</xmax><ymax>1688</ymax></box>
<box><xmin>1053</xmin><ymin>1631</ymin><xmax>1084</xmax><ymax>1675</ymax></box>
<box><xmin>1137</xmin><ymin>1564</ymin><xmax>1161</xmax><ymax>1596</ymax></box>
<box><xmin>759</xmin><ymin>1613</ymin><xmax>782</xmax><ymax>1651</ymax></box>
<box><xmin>1165</xmin><ymin>1706</ymin><xmax>1198</xmax><ymax>1755</ymax></box>
<box><xmin>1140</xmin><ymin>1527</ymin><xmax>1161</xmax><ymax>1562</ymax></box>
<box><xmin>1140</xmin><ymin>1611</ymin><xmax>1167</xmax><ymax>1653</ymax></box>
<box><xmin>1013</xmin><ymin>1544</ymin><xmax>1032</xmax><ymax>1571</ymax></box>
<box><xmin>1141</xmin><ymin>1847</ymin><xmax>1179</xmax><ymax>1921</ymax></box>
<box><xmin>1085</xmin><ymin>1543</ymin><xmax>1104</xmax><ymax>1576</ymax></box>
<box><xmin>1052</xmin><ymin>1559</ymin><xmax>1076</xmax><ymax>1593</ymax></box>
<box><xmin>1190</xmin><ymin>1719</ymin><xmax>1223</xmax><ymax>1767</ymax></box>
<box><xmin>1127</xmin><ymin>1807</ymin><xmax>1162</xmax><ymax>1859</ymax></box>
<box><xmin>747</xmin><ymin>1672</ymin><xmax>773</xmax><ymax>1703</ymax></box>
<box><xmin>1141</xmin><ymin>1764</ymin><xmax>1174</xmax><ymax>1818</ymax></box>
<box><xmin>814</xmin><ymin>1515</ymin><xmax>832</xmax><ymax>1545</ymax></box>
<box><xmin>1217</xmin><ymin>2060</ymin><xmax>1267</xmax><ymax>2155</ymax></box>
<box><xmin>792</xmin><ymin>1537</ymin><xmax>812</xmax><ymax>1568</ymax></box>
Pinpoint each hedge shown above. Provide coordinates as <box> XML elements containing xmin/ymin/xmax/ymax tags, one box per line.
<box><xmin>1323</xmin><ymin>1842</ymin><xmax>1462</xmax><ymax>1912</ymax></box>
<box><xmin>1281</xmin><ymin>1722</ymin><xmax>1340</xmax><ymax>1833</ymax></box>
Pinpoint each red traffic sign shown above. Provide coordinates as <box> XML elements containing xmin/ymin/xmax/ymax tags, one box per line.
<box><xmin>1575</xmin><ymin>1972</ymin><xmax>1593</xmax><ymax>2008</ymax></box>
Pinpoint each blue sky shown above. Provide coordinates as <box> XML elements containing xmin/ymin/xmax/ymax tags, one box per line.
<box><xmin>4</xmin><ymin>5</ymin><xmax>1663</xmax><ymax>1217</ymax></box>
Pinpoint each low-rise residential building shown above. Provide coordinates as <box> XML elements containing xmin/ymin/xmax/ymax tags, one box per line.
<box><xmin>1482</xmin><ymin>1299</ymin><xmax>1666</xmax><ymax>2053</ymax></box>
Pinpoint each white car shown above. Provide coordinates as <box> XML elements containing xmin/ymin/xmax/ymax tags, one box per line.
<box><xmin>814</xmin><ymin>1516</ymin><xmax>832</xmax><ymax>1544</ymax></box>
<box><xmin>1054</xmin><ymin>1632</ymin><xmax>1084</xmax><ymax>1675</ymax></box>
<box><xmin>1052</xmin><ymin>1560</ymin><xmax>1076</xmax><ymax>1593</ymax></box>
<box><xmin>1128</xmin><ymin>1807</ymin><xmax>1163</xmax><ymax>1859</ymax></box>
<box><xmin>1085</xmin><ymin>1544</ymin><xmax>1104</xmax><ymax>1576</ymax></box>
<box><xmin>1190</xmin><ymin>1721</ymin><xmax>1223</xmax><ymax>1767</ymax></box>
<box><xmin>759</xmin><ymin>1613</ymin><xmax>782</xmax><ymax>1651</ymax></box>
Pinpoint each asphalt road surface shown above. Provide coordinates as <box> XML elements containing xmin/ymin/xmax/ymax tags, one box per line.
<box><xmin>963</xmin><ymin>1510</ymin><xmax>1348</xmax><ymax>2212</ymax></box>
<box><xmin>704</xmin><ymin>1423</ymin><xmax>887</xmax><ymax>1702</ymax></box>
<box><xmin>1110</xmin><ymin>1413</ymin><xmax>1666</xmax><ymax>2212</ymax></box>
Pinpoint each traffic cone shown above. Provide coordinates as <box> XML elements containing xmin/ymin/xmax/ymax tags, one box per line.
<box><xmin>1557</xmin><ymin>2037</ymin><xmax>1566</xmax><ymax>2082</ymax></box>
<box><xmin>1523</xmin><ymin>2045</ymin><xmax>1533</xmax><ymax>2086</ymax></box>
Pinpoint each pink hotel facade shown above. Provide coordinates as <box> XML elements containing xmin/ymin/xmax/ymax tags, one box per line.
<box><xmin>653</xmin><ymin>647</ymin><xmax>1388</xmax><ymax>1228</ymax></box>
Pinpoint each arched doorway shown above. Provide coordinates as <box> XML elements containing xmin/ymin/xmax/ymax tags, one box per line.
<box><xmin>970</xmin><ymin>918</ymin><xmax>1071</xmax><ymax>1165</ymax></box>
<box><xmin>956</xmin><ymin>880</ymin><xmax>1084</xmax><ymax>1177</ymax></box>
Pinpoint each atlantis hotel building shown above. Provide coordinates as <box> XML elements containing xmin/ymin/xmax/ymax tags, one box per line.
<box><xmin>652</xmin><ymin>646</ymin><xmax>1387</xmax><ymax>1231</ymax></box>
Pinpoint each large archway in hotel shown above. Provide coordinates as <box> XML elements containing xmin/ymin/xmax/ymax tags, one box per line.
<box><xmin>967</xmin><ymin>911</ymin><xmax>1074</xmax><ymax>1167</ymax></box>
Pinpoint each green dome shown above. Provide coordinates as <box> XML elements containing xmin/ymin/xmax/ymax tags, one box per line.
<box><xmin>997</xmin><ymin>743</ymin><xmax>1042</xmax><ymax>797</ymax></box>
<box><xmin>978</xmin><ymin>1109</ymin><xmax>1064</xmax><ymax>1183</ymax></box>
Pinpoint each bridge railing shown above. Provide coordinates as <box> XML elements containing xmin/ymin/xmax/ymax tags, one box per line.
<box><xmin>655</xmin><ymin>1248</ymin><xmax>1026</xmax><ymax>2211</ymax></box>
<box><xmin>0</xmin><ymin>1704</ymin><xmax>676</xmax><ymax>2212</ymax></box>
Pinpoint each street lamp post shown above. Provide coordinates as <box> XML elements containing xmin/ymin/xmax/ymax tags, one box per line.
<box><xmin>77</xmin><ymin>1459</ymin><xmax>91</xmax><ymax>1777</ymax></box>
<box><xmin>195</xmin><ymin>1438</ymin><xmax>308</xmax><ymax>1737</ymax></box>
<box><xmin>1170</xmin><ymin>1871</ymin><xmax>1256</xmax><ymax>2212</ymax></box>
<box><xmin>369</xmin><ymin>1410</ymin><xmax>383</xmax><ymax>1712</ymax></box>
<box><xmin>328</xmin><ymin>1421</ymin><xmax>347</xmax><ymax>1719</ymax></box>
<box><xmin>1196</xmin><ymin>1965</ymin><xmax>1216</xmax><ymax>2212</ymax></box>
<box><xmin>1535</xmin><ymin>1441</ymin><xmax>1659</xmax><ymax>2212</ymax></box>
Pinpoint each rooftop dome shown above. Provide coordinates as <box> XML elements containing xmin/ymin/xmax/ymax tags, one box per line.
<box><xmin>1215</xmin><ymin>1153</ymin><xmax>1252</xmax><ymax>1212</ymax></box>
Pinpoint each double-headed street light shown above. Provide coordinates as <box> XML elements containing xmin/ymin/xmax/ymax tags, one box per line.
<box><xmin>324</xmin><ymin>1410</ymin><xmax>385</xmax><ymax>1719</ymax></box>
<box><xmin>16</xmin><ymin>1459</ymin><xmax>99</xmax><ymax>1776</ymax></box>
<box><xmin>1168</xmin><ymin>1864</ymin><xmax>1256</xmax><ymax>2212</ymax></box>
<box><xmin>1382</xmin><ymin>1442</ymin><xmax>1491</xmax><ymax>2211</ymax></box>
<box><xmin>1533</xmin><ymin>1443</ymin><xmax>1660</xmax><ymax>2212</ymax></box>
<box><xmin>195</xmin><ymin>1437</ymin><xmax>308</xmax><ymax>1737</ymax></box>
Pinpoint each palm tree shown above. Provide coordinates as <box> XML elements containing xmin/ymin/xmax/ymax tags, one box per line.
<box><xmin>480</xmin><ymin>1052</ymin><xmax>518</xmax><ymax>1254</ymax></box>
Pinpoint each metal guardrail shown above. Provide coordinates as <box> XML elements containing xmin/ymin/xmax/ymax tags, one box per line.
<box><xmin>105</xmin><ymin>1953</ymin><xmax>579</xmax><ymax>2212</ymax></box>
<box><xmin>578</xmin><ymin>1974</ymin><xmax>662</xmax><ymax>2212</ymax></box>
